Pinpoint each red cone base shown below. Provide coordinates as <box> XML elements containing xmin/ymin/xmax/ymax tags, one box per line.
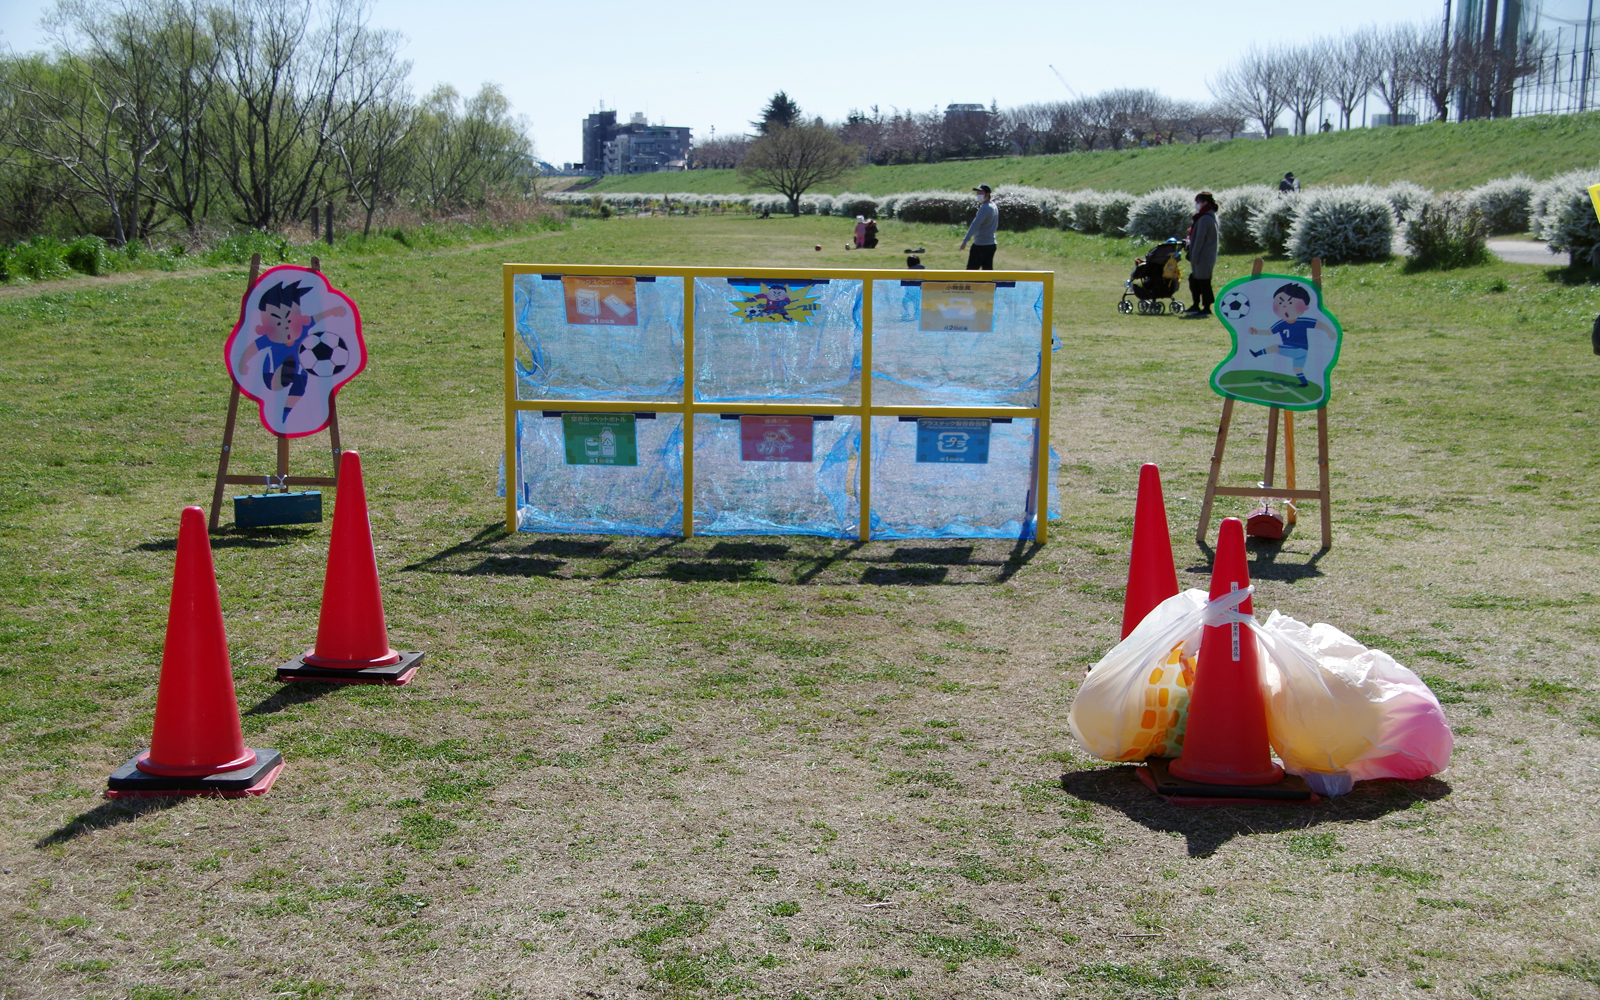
<box><xmin>1138</xmin><ymin>757</ymin><xmax>1316</xmax><ymax>807</ymax></box>
<box><xmin>106</xmin><ymin>749</ymin><xmax>284</xmax><ymax>799</ymax></box>
<box><xmin>277</xmin><ymin>649</ymin><xmax>424</xmax><ymax>685</ymax></box>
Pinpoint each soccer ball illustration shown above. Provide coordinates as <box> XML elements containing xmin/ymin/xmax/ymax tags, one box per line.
<box><xmin>297</xmin><ymin>330</ymin><xmax>350</xmax><ymax>377</ymax></box>
<box><xmin>1219</xmin><ymin>290</ymin><xmax>1251</xmax><ymax>321</ymax></box>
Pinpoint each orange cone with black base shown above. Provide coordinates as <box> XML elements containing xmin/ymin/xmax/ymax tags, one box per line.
<box><xmin>277</xmin><ymin>451</ymin><xmax>423</xmax><ymax>685</ymax></box>
<box><xmin>1121</xmin><ymin>463</ymin><xmax>1181</xmax><ymax>639</ymax></box>
<box><xmin>106</xmin><ymin>507</ymin><xmax>283</xmax><ymax>798</ymax></box>
<box><xmin>1137</xmin><ymin>517</ymin><xmax>1315</xmax><ymax>806</ymax></box>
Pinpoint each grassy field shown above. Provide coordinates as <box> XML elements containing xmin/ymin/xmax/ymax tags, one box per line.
<box><xmin>1</xmin><ymin>214</ymin><xmax>1599</xmax><ymax>1000</ymax></box>
<box><xmin>581</xmin><ymin>112</ymin><xmax>1600</xmax><ymax>197</ymax></box>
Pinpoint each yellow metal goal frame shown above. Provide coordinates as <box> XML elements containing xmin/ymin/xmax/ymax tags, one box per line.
<box><xmin>502</xmin><ymin>264</ymin><xmax>1054</xmax><ymax>542</ymax></box>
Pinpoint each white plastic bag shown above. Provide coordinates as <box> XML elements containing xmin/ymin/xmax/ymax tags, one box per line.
<box><xmin>1068</xmin><ymin>591</ymin><xmax>1454</xmax><ymax>795</ymax></box>
<box><xmin>1257</xmin><ymin>612</ymin><xmax>1454</xmax><ymax>794</ymax></box>
<box><xmin>1068</xmin><ymin>589</ymin><xmax>1220</xmax><ymax>762</ymax></box>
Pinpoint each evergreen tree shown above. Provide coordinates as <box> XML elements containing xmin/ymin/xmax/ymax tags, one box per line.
<box><xmin>751</xmin><ymin>91</ymin><xmax>801</xmax><ymax>134</ymax></box>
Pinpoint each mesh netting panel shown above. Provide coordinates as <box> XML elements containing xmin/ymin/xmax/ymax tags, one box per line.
<box><xmin>691</xmin><ymin>416</ymin><xmax>860</xmax><ymax>537</ymax></box>
<box><xmin>693</xmin><ymin>278</ymin><xmax>862</xmax><ymax>403</ymax></box>
<box><xmin>867</xmin><ymin>417</ymin><xmax>1060</xmax><ymax>540</ymax></box>
<box><xmin>870</xmin><ymin>280</ymin><xmax>1046</xmax><ymax>407</ymax></box>
<box><xmin>515</xmin><ymin>411</ymin><xmax>683</xmax><ymax>535</ymax></box>
<box><xmin>513</xmin><ymin>274</ymin><xmax>684</xmax><ymax>402</ymax></box>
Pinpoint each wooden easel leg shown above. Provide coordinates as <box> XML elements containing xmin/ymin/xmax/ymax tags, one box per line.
<box><xmin>1316</xmin><ymin>407</ymin><xmax>1332</xmax><ymax>548</ymax></box>
<box><xmin>328</xmin><ymin>397</ymin><xmax>342</xmax><ymax>482</ymax></box>
<box><xmin>1283</xmin><ymin>412</ymin><xmax>1298</xmax><ymax>525</ymax></box>
<box><xmin>209</xmin><ymin>384</ymin><xmax>243</xmax><ymax>532</ymax></box>
<box><xmin>276</xmin><ymin>434</ymin><xmax>290</xmax><ymax>481</ymax></box>
<box><xmin>1196</xmin><ymin>397</ymin><xmax>1235</xmax><ymax>545</ymax></box>
<box><xmin>1263</xmin><ymin>406</ymin><xmax>1279</xmax><ymax>490</ymax></box>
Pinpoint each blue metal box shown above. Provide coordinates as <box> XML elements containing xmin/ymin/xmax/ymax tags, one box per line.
<box><xmin>233</xmin><ymin>490</ymin><xmax>322</xmax><ymax>527</ymax></box>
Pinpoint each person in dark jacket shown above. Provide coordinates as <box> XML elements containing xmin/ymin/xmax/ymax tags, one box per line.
<box><xmin>1181</xmin><ymin>191</ymin><xmax>1219</xmax><ymax>318</ymax></box>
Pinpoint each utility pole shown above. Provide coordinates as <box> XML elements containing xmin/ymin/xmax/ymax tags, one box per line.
<box><xmin>1441</xmin><ymin>0</ymin><xmax>1453</xmax><ymax>120</ymax></box>
<box><xmin>1582</xmin><ymin>0</ymin><xmax>1596</xmax><ymax>112</ymax></box>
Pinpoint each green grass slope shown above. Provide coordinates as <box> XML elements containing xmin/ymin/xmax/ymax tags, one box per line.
<box><xmin>585</xmin><ymin>112</ymin><xmax>1600</xmax><ymax>197</ymax></box>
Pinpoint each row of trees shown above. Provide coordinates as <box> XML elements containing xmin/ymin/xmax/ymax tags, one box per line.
<box><xmin>691</xmin><ymin>17</ymin><xmax>1547</xmax><ymax>171</ymax></box>
<box><xmin>0</xmin><ymin>0</ymin><xmax>537</xmax><ymax>244</ymax></box>
<box><xmin>1211</xmin><ymin>21</ymin><xmax>1542</xmax><ymax>138</ymax></box>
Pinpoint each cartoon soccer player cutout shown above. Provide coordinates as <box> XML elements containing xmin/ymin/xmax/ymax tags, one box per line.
<box><xmin>241</xmin><ymin>280</ymin><xmax>348</xmax><ymax>423</ymax></box>
<box><xmin>1208</xmin><ymin>273</ymin><xmax>1343</xmax><ymax>411</ymax></box>
<box><xmin>223</xmin><ymin>265</ymin><xmax>366</xmax><ymax>438</ymax></box>
<box><xmin>1245</xmin><ymin>283</ymin><xmax>1336</xmax><ymax>387</ymax></box>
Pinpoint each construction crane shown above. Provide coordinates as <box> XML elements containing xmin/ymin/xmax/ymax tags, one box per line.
<box><xmin>1048</xmin><ymin>65</ymin><xmax>1078</xmax><ymax>99</ymax></box>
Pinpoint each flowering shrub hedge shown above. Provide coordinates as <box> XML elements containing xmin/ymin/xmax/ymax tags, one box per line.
<box><xmin>1214</xmin><ymin>185</ymin><xmax>1274</xmax><ymax>253</ymax></box>
<box><xmin>1464</xmin><ymin>175</ymin><xmax>1535</xmax><ymax>235</ymax></box>
<box><xmin>1532</xmin><ymin>169</ymin><xmax>1600</xmax><ymax>267</ymax></box>
<box><xmin>1289</xmin><ymin>186</ymin><xmax>1395</xmax><ymax>264</ymax></box>
<box><xmin>1404</xmin><ymin>195</ymin><xmax>1491</xmax><ymax>270</ymax></box>
<box><xmin>1126</xmin><ymin>187</ymin><xmax>1194</xmax><ymax>243</ymax></box>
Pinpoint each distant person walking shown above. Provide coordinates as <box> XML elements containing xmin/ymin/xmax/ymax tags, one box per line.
<box><xmin>959</xmin><ymin>184</ymin><xmax>998</xmax><ymax>270</ymax></box>
<box><xmin>1181</xmin><ymin>191</ymin><xmax>1219</xmax><ymax>319</ymax></box>
<box><xmin>1279</xmin><ymin>172</ymin><xmax>1300</xmax><ymax>193</ymax></box>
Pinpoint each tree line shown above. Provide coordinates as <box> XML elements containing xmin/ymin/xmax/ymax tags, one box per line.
<box><xmin>0</xmin><ymin>0</ymin><xmax>537</xmax><ymax>244</ymax></box>
<box><xmin>691</xmin><ymin>16</ymin><xmax>1546</xmax><ymax>171</ymax></box>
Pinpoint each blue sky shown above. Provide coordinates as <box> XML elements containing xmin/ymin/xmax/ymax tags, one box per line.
<box><xmin>2</xmin><ymin>0</ymin><xmax>1581</xmax><ymax>164</ymax></box>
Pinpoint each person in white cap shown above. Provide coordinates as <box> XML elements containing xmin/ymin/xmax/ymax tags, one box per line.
<box><xmin>958</xmin><ymin>184</ymin><xmax>998</xmax><ymax>270</ymax></box>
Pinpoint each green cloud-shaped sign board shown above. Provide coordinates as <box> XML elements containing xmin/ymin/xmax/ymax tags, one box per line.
<box><xmin>1209</xmin><ymin>273</ymin><xmax>1343</xmax><ymax>412</ymax></box>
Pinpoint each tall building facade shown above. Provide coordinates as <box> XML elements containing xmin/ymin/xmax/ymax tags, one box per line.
<box><xmin>582</xmin><ymin>110</ymin><xmax>692</xmax><ymax>174</ymax></box>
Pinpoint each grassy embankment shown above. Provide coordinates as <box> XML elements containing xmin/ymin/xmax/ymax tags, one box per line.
<box><xmin>1</xmin><ymin>214</ymin><xmax>1598</xmax><ymax>999</ymax></box>
<box><xmin>581</xmin><ymin>111</ymin><xmax>1600</xmax><ymax>196</ymax></box>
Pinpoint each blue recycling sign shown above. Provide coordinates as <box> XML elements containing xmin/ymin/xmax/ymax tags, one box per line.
<box><xmin>915</xmin><ymin>418</ymin><xmax>991</xmax><ymax>464</ymax></box>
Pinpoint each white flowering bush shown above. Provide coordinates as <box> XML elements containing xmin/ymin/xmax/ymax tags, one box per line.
<box><xmin>1126</xmin><ymin>187</ymin><xmax>1194</xmax><ymax>243</ymax></box>
<box><xmin>1249</xmin><ymin>193</ymin><xmax>1301</xmax><ymax>256</ymax></box>
<box><xmin>893</xmin><ymin>190</ymin><xmax>976</xmax><ymax>225</ymax></box>
<box><xmin>797</xmin><ymin>193</ymin><xmax>834</xmax><ymax>215</ymax></box>
<box><xmin>992</xmin><ymin>185</ymin><xmax>1062</xmax><ymax>229</ymax></box>
<box><xmin>1215</xmin><ymin>185</ymin><xmax>1275</xmax><ymax>253</ymax></box>
<box><xmin>833</xmin><ymin>193</ymin><xmax>877</xmax><ymax>219</ymax></box>
<box><xmin>1096</xmin><ymin>193</ymin><xmax>1136</xmax><ymax>237</ymax></box>
<box><xmin>1059</xmin><ymin>191</ymin><xmax>1105</xmax><ymax>232</ymax></box>
<box><xmin>1532</xmin><ymin>168</ymin><xmax>1600</xmax><ymax>267</ymax></box>
<box><xmin>1380</xmin><ymin>181</ymin><xmax>1432</xmax><ymax>223</ymax></box>
<box><xmin>1288</xmin><ymin>186</ymin><xmax>1395</xmax><ymax>264</ymax></box>
<box><xmin>1464</xmin><ymin>175</ymin><xmax>1535</xmax><ymax>234</ymax></box>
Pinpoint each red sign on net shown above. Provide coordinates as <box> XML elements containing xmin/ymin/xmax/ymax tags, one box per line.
<box><xmin>739</xmin><ymin>415</ymin><xmax>814</xmax><ymax>463</ymax></box>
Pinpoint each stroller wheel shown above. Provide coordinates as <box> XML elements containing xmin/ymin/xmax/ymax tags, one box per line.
<box><xmin>1151</xmin><ymin>301</ymin><xmax>1165</xmax><ymax>315</ymax></box>
<box><xmin>1171</xmin><ymin>300</ymin><xmax>1185</xmax><ymax>314</ymax></box>
<box><xmin>1117</xmin><ymin>299</ymin><xmax>1133</xmax><ymax>314</ymax></box>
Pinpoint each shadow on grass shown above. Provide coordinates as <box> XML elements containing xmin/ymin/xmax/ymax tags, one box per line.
<box><xmin>1542</xmin><ymin>263</ymin><xmax>1598</xmax><ymax>285</ymax></box>
<box><xmin>1186</xmin><ymin>538</ymin><xmax>1326</xmax><ymax>585</ymax></box>
<box><xmin>402</xmin><ymin>524</ymin><xmax>1042</xmax><ymax>586</ymax></box>
<box><xmin>1061</xmin><ymin>765</ymin><xmax>1453</xmax><ymax>858</ymax></box>
<box><xmin>134</xmin><ymin>525</ymin><xmax>315</xmax><ymax>552</ymax></box>
<box><xmin>243</xmin><ymin>681</ymin><xmax>342</xmax><ymax>716</ymax></box>
<box><xmin>36</xmin><ymin>796</ymin><xmax>185</xmax><ymax>849</ymax></box>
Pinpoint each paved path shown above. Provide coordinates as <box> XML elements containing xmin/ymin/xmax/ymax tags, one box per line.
<box><xmin>1487</xmin><ymin>239</ymin><xmax>1558</xmax><ymax>265</ymax></box>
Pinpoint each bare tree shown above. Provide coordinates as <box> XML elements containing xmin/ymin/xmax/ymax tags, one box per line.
<box><xmin>409</xmin><ymin>83</ymin><xmax>531</xmax><ymax>210</ymax></box>
<box><xmin>207</xmin><ymin>0</ymin><xmax>406</xmax><ymax>230</ymax></box>
<box><xmin>1324</xmin><ymin>31</ymin><xmax>1380</xmax><ymax>128</ymax></box>
<box><xmin>688</xmin><ymin>134</ymin><xmax>750</xmax><ymax>170</ymax></box>
<box><xmin>737</xmin><ymin>123</ymin><xmax>858</xmax><ymax>215</ymax></box>
<box><xmin>1210</xmin><ymin>46</ymin><xmax>1290</xmax><ymax>136</ymax></box>
<box><xmin>1282</xmin><ymin>47</ymin><xmax>1327</xmax><ymax>135</ymax></box>
<box><xmin>334</xmin><ymin>89</ymin><xmax>412</xmax><ymax>235</ymax></box>
<box><xmin>1372</xmin><ymin>22</ymin><xmax>1418</xmax><ymax>124</ymax></box>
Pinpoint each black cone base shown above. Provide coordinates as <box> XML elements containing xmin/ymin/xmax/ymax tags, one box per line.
<box><xmin>1139</xmin><ymin>757</ymin><xmax>1318</xmax><ymax>806</ymax></box>
<box><xmin>106</xmin><ymin>749</ymin><xmax>284</xmax><ymax>798</ymax></box>
<box><xmin>276</xmin><ymin>649</ymin><xmax>424</xmax><ymax>685</ymax></box>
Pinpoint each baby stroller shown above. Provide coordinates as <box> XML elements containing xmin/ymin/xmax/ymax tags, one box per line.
<box><xmin>1118</xmin><ymin>239</ymin><xmax>1186</xmax><ymax>315</ymax></box>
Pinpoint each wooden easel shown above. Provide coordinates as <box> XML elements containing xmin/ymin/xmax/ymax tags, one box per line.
<box><xmin>207</xmin><ymin>253</ymin><xmax>341</xmax><ymax>531</ymax></box>
<box><xmin>1196</xmin><ymin>257</ymin><xmax>1333</xmax><ymax>550</ymax></box>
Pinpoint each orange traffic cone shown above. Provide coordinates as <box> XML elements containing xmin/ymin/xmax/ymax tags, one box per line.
<box><xmin>1138</xmin><ymin>517</ymin><xmax>1315</xmax><ymax>806</ymax></box>
<box><xmin>1121</xmin><ymin>463</ymin><xmax>1180</xmax><ymax>639</ymax></box>
<box><xmin>277</xmin><ymin>451</ymin><xmax>423</xmax><ymax>685</ymax></box>
<box><xmin>107</xmin><ymin>507</ymin><xmax>284</xmax><ymax>798</ymax></box>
